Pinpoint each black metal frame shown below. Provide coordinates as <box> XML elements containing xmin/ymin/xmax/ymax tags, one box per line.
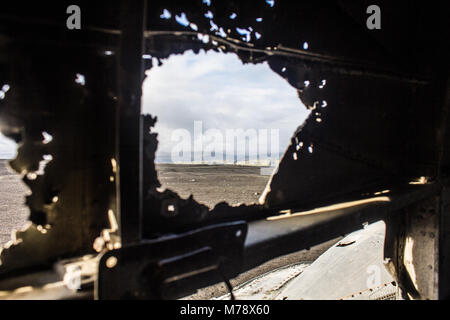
<box><xmin>0</xmin><ymin>0</ymin><xmax>449</xmax><ymax>300</ymax></box>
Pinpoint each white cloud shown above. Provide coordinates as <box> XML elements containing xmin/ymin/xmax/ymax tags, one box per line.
<box><xmin>142</xmin><ymin>50</ymin><xmax>309</xmax><ymax>162</ymax></box>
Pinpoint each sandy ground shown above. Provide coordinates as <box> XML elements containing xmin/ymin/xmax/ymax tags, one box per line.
<box><xmin>184</xmin><ymin>238</ymin><xmax>339</xmax><ymax>300</ymax></box>
<box><xmin>0</xmin><ymin>159</ymin><xmax>339</xmax><ymax>299</ymax></box>
<box><xmin>156</xmin><ymin>163</ymin><xmax>270</xmax><ymax>208</ymax></box>
<box><xmin>0</xmin><ymin>160</ymin><xmax>29</xmax><ymax>245</ymax></box>
<box><xmin>156</xmin><ymin>163</ymin><xmax>337</xmax><ymax>299</ymax></box>
<box><xmin>0</xmin><ymin>162</ymin><xmax>272</xmax><ymax>244</ymax></box>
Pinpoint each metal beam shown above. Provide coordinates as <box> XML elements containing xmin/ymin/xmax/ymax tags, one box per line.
<box><xmin>243</xmin><ymin>184</ymin><xmax>439</xmax><ymax>272</ymax></box>
<box><xmin>117</xmin><ymin>0</ymin><xmax>147</xmax><ymax>244</ymax></box>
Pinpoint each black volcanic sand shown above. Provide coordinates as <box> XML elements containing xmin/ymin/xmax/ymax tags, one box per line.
<box><xmin>0</xmin><ymin>160</ymin><xmax>29</xmax><ymax>245</ymax></box>
<box><xmin>0</xmin><ymin>162</ymin><xmax>271</xmax><ymax>244</ymax></box>
<box><xmin>155</xmin><ymin>163</ymin><xmax>271</xmax><ymax>208</ymax></box>
<box><xmin>0</xmin><ymin>160</ymin><xmax>339</xmax><ymax>299</ymax></box>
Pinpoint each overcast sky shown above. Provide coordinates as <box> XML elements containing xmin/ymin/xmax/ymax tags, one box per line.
<box><xmin>142</xmin><ymin>50</ymin><xmax>309</xmax><ymax>163</ymax></box>
<box><xmin>0</xmin><ymin>50</ymin><xmax>309</xmax><ymax>162</ymax></box>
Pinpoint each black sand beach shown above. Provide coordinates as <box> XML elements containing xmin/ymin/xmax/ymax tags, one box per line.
<box><xmin>0</xmin><ymin>160</ymin><xmax>338</xmax><ymax>299</ymax></box>
<box><xmin>156</xmin><ymin>163</ymin><xmax>270</xmax><ymax>208</ymax></box>
<box><xmin>0</xmin><ymin>161</ymin><xmax>271</xmax><ymax>244</ymax></box>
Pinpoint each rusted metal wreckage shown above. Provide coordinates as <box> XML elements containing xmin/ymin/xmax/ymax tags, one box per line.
<box><xmin>0</xmin><ymin>1</ymin><xmax>449</xmax><ymax>299</ymax></box>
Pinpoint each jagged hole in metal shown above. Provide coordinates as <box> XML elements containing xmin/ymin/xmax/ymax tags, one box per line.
<box><xmin>141</xmin><ymin>48</ymin><xmax>309</xmax><ymax>211</ymax></box>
